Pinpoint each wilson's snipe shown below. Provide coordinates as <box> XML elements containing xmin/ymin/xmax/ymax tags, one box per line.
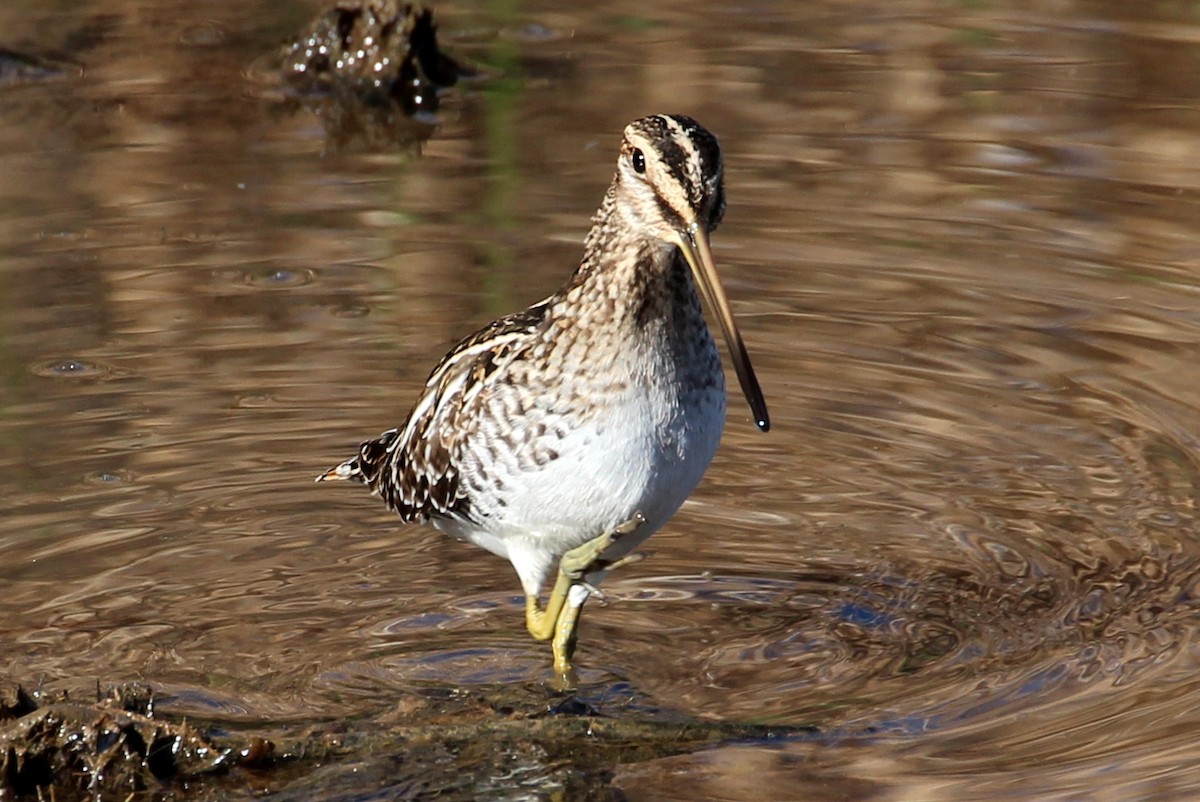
<box><xmin>318</xmin><ymin>114</ymin><xmax>769</xmax><ymax>680</ymax></box>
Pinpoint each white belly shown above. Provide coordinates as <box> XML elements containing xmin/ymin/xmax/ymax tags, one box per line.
<box><xmin>439</xmin><ymin>374</ymin><xmax>726</xmax><ymax>596</ymax></box>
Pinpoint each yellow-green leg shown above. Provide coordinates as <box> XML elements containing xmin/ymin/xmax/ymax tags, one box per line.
<box><xmin>524</xmin><ymin>568</ymin><xmax>573</xmax><ymax>642</ymax></box>
<box><xmin>551</xmin><ymin>586</ymin><xmax>587</xmax><ymax>676</ymax></box>
<box><xmin>523</xmin><ymin>513</ymin><xmax>645</xmax><ymax>677</ymax></box>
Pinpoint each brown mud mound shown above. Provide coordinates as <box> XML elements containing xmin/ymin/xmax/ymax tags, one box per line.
<box><xmin>0</xmin><ymin>684</ymin><xmax>270</xmax><ymax>799</ymax></box>
<box><xmin>256</xmin><ymin>1</ymin><xmax>461</xmax><ymax>151</ymax></box>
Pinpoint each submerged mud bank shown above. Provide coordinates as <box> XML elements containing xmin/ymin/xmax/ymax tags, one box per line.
<box><xmin>0</xmin><ymin>682</ymin><xmax>810</xmax><ymax>800</ymax></box>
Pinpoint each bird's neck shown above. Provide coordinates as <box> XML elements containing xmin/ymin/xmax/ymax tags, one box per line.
<box><xmin>555</xmin><ymin>183</ymin><xmax>696</xmax><ymax>330</ymax></box>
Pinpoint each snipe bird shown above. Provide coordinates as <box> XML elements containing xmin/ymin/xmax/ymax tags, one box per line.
<box><xmin>318</xmin><ymin>114</ymin><xmax>769</xmax><ymax>679</ymax></box>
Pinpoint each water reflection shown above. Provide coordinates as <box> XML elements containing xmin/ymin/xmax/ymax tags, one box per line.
<box><xmin>3</xmin><ymin>0</ymin><xmax>1200</xmax><ymax>798</ymax></box>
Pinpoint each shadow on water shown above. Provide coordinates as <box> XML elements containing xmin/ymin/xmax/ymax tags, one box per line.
<box><xmin>4</xmin><ymin>0</ymin><xmax>1200</xmax><ymax>799</ymax></box>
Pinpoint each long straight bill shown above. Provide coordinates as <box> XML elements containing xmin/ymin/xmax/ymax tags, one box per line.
<box><xmin>676</xmin><ymin>223</ymin><xmax>770</xmax><ymax>432</ymax></box>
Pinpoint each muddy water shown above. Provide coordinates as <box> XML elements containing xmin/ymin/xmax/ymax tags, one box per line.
<box><xmin>3</xmin><ymin>0</ymin><xmax>1200</xmax><ymax>799</ymax></box>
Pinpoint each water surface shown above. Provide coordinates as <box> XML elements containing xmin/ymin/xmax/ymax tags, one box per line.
<box><xmin>3</xmin><ymin>0</ymin><xmax>1200</xmax><ymax>799</ymax></box>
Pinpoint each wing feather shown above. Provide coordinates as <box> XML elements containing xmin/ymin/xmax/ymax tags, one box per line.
<box><xmin>329</xmin><ymin>301</ymin><xmax>548</xmax><ymax>524</ymax></box>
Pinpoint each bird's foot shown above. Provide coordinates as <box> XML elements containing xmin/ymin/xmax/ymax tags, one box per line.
<box><xmin>579</xmin><ymin>552</ymin><xmax>648</xmax><ymax>606</ymax></box>
<box><xmin>526</xmin><ymin>512</ymin><xmax>647</xmax><ymax>685</ymax></box>
<box><xmin>559</xmin><ymin>512</ymin><xmax>646</xmax><ymax>579</ymax></box>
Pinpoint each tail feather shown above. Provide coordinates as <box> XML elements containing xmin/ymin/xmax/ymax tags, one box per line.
<box><xmin>316</xmin><ymin>428</ymin><xmax>400</xmax><ymax>486</ymax></box>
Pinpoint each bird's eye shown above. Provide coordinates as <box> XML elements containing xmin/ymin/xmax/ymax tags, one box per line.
<box><xmin>631</xmin><ymin>148</ymin><xmax>646</xmax><ymax>174</ymax></box>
